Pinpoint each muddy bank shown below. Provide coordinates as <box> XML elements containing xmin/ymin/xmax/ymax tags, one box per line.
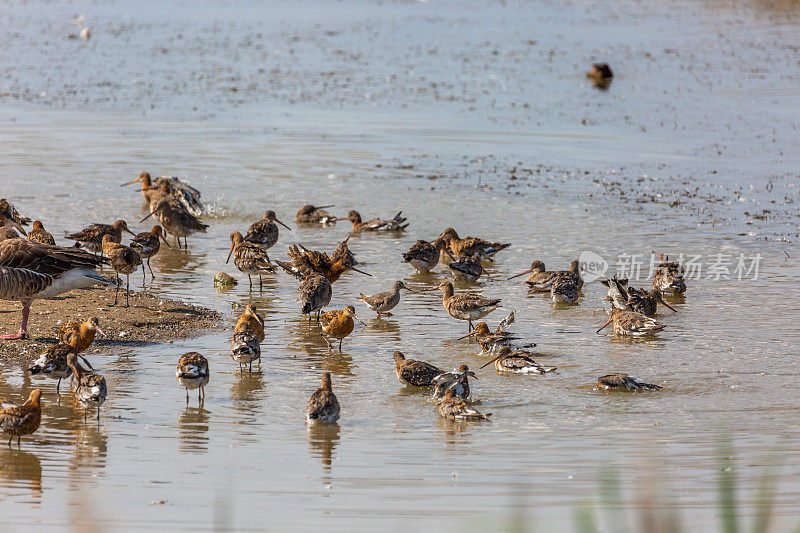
<box><xmin>0</xmin><ymin>285</ymin><xmax>222</xmax><ymax>364</ymax></box>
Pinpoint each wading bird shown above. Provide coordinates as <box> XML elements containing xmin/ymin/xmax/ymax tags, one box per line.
<box><xmin>393</xmin><ymin>351</ymin><xmax>443</xmax><ymax>387</ymax></box>
<box><xmin>176</xmin><ymin>352</ymin><xmax>210</xmax><ymax>404</ymax></box>
<box><xmin>0</xmin><ymin>389</ymin><xmax>42</xmax><ymax>447</ymax></box>
<box><xmin>306</xmin><ymin>372</ymin><xmax>340</xmax><ymax>424</ymax></box>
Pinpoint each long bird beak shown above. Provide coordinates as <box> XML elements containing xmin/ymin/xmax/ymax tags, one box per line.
<box><xmin>95</xmin><ymin>326</ymin><xmax>106</xmax><ymax>338</ymax></box>
<box><xmin>659</xmin><ymin>297</ymin><xmax>678</xmax><ymax>313</ymax></box>
<box><xmin>276</xmin><ymin>218</ymin><xmax>291</xmax><ymax>230</ymax></box>
<box><xmin>121</xmin><ymin>178</ymin><xmax>140</xmax><ymax>187</ymax></box>
<box><xmin>226</xmin><ymin>243</ymin><xmax>235</xmax><ymax>264</ymax></box>
<box><xmin>467</xmin><ymin>371</ymin><xmax>478</xmax><ymax>379</ymax></box>
<box><xmin>354</xmin><ymin>317</ymin><xmax>366</xmax><ymax>325</ymax></box>
<box><xmin>457</xmin><ymin>330</ymin><xmax>479</xmax><ymax>340</ymax></box>
<box><xmin>507</xmin><ymin>269</ymin><xmax>532</xmax><ymax>280</ymax></box>
<box><xmin>479</xmin><ymin>355</ymin><xmax>501</xmax><ymax>369</ymax></box>
<box><xmin>124</xmin><ymin>227</ymin><xmax>137</xmax><ymax>237</ymax></box>
<box><xmin>80</xmin><ymin>356</ymin><xmax>94</xmax><ymax>370</ymax></box>
<box><xmin>335</xmin><ymin>217</ymin><xmax>349</xmax><ymax>222</ymax></box>
<box><xmin>350</xmin><ymin>266</ymin><xmax>372</xmax><ymax>277</ymax></box>
<box><xmin>420</xmin><ymin>286</ymin><xmax>440</xmax><ymax>292</ymax></box>
<box><xmin>316</xmin><ymin>205</ymin><xmax>335</xmax><ymax>209</ymax></box>
<box><xmin>159</xmin><ymin>233</ymin><xmax>172</xmax><ymax>248</ymax></box>
<box><xmin>482</xmin><ymin>267</ymin><xmax>493</xmax><ymax>280</ymax></box>
<box><xmin>596</xmin><ymin>316</ymin><xmax>614</xmax><ymax>334</ymax></box>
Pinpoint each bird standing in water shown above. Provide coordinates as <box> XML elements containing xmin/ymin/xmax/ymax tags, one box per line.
<box><xmin>244</xmin><ymin>210</ymin><xmax>290</xmax><ymax>249</ymax></box>
<box><xmin>320</xmin><ymin>305</ymin><xmax>364</xmax><ymax>351</ymax></box>
<box><xmin>176</xmin><ymin>352</ymin><xmax>210</xmax><ymax>404</ymax></box>
<box><xmin>0</xmin><ymin>389</ymin><xmax>42</xmax><ymax>447</ymax></box>
<box><xmin>438</xmin><ymin>389</ymin><xmax>490</xmax><ymax>421</ymax></box>
<box><xmin>129</xmin><ymin>225</ymin><xmax>170</xmax><ymax>281</ymax></box>
<box><xmin>393</xmin><ymin>351</ymin><xmax>443</xmax><ymax>387</ymax></box>
<box><xmin>227</xmin><ymin>231</ymin><xmax>275</xmax><ymax>290</ymax></box>
<box><xmin>102</xmin><ymin>235</ymin><xmax>142</xmax><ymax>307</ymax></box>
<box><xmin>306</xmin><ymin>372</ymin><xmax>340</xmax><ymax>424</ymax></box>
<box><xmin>357</xmin><ymin>280</ymin><xmax>412</xmax><ymax>318</ymax></box>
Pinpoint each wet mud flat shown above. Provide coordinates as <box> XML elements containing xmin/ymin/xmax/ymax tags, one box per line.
<box><xmin>0</xmin><ymin>286</ymin><xmax>221</xmax><ymax>364</ymax></box>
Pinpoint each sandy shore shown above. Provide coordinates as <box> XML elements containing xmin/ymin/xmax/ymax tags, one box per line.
<box><xmin>0</xmin><ymin>286</ymin><xmax>222</xmax><ymax>364</ymax></box>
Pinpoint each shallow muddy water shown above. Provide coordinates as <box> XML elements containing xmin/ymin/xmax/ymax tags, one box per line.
<box><xmin>1</xmin><ymin>0</ymin><xmax>799</xmax><ymax>531</ymax></box>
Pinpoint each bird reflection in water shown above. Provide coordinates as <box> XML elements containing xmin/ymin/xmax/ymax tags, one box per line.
<box><xmin>437</xmin><ymin>417</ymin><xmax>480</xmax><ymax>444</ymax></box>
<box><xmin>0</xmin><ymin>448</ymin><xmax>43</xmax><ymax>502</ymax></box>
<box><xmin>307</xmin><ymin>422</ymin><xmax>340</xmax><ymax>487</ymax></box>
<box><xmin>177</xmin><ymin>406</ymin><xmax>210</xmax><ymax>454</ymax></box>
<box><xmin>70</xmin><ymin>422</ymin><xmax>108</xmax><ymax>475</ymax></box>
<box><xmin>363</xmin><ymin>316</ymin><xmax>401</xmax><ymax>343</ymax></box>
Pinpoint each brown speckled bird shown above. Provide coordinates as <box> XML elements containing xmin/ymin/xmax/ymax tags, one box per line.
<box><xmin>226</xmin><ymin>231</ymin><xmax>275</xmax><ymax>290</ymax></box>
<box><xmin>299</xmin><ymin>272</ymin><xmax>333</xmax><ymax>323</ymax></box>
<box><xmin>479</xmin><ymin>346</ymin><xmax>556</xmax><ymax>374</ymax></box>
<box><xmin>295</xmin><ymin>204</ymin><xmax>337</xmax><ymax>225</ymax></box>
<box><xmin>438</xmin><ymin>389</ymin><xmax>490</xmax><ymax>421</ymax></box>
<box><xmin>587</xmin><ymin>63</ymin><xmax>613</xmax><ymax>89</ymax></box>
<box><xmin>357</xmin><ymin>280</ymin><xmax>411</xmax><ymax>317</ymax></box>
<box><xmin>626</xmin><ymin>287</ymin><xmax>677</xmax><ymax>317</ymax></box>
<box><xmin>102</xmin><ymin>235</ymin><xmax>142</xmax><ymax>307</ymax></box>
<box><xmin>393</xmin><ymin>351</ymin><xmax>443</xmax><ymax>387</ymax></box>
<box><xmin>231</xmin><ymin>305</ymin><xmax>264</xmax><ymax>372</ymax></box>
<box><xmin>550</xmin><ymin>273</ymin><xmax>580</xmax><ymax>304</ymax></box>
<box><xmin>596</xmin><ymin>308</ymin><xmax>665</xmax><ymax>336</ymax></box>
<box><xmin>438</xmin><ymin>228</ymin><xmax>510</xmax><ymax>261</ymax></box>
<box><xmin>67</xmin><ymin>352</ymin><xmax>107</xmax><ymax>421</ymax></box>
<box><xmin>449</xmin><ymin>254</ymin><xmax>488</xmax><ymax>282</ymax></box>
<box><xmin>402</xmin><ymin>238</ymin><xmax>452</xmax><ymax>273</ymax></box>
<box><xmin>123</xmin><ymin>171</ymin><xmax>204</xmax><ymax>217</ymax></box>
<box><xmin>26</xmin><ymin>221</ymin><xmax>55</xmax><ymax>246</ymax></box>
<box><xmin>432</xmin><ymin>364</ymin><xmax>475</xmax><ymax>401</ymax></box>
<box><xmin>58</xmin><ymin>317</ymin><xmax>105</xmax><ymax>354</ymax></box>
<box><xmin>28</xmin><ymin>344</ymin><xmax>77</xmax><ymax>393</ymax></box>
<box><xmin>597</xmin><ymin>373</ymin><xmax>661</xmax><ymax>391</ymax></box>
<box><xmin>176</xmin><ymin>352</ymin><xmax>209</xmax><ymax>404</ymax></box>
<box><xmin>141</xmin><ymin>183</ymin><xmax>208</xmax><ymax>248</ymax></box>
<box><xmin>341</xmin><ymin>210</ymin><xmax>408</xmax><ymax>232</ymax></box>
<box><xmin>306</xmin><ymin>372</ymin><xmax>340</xmax><ymax>424</ymax></box>
<box><xmin>652</xmin><ymin>252</ymin><xmax>686</xmax><ymax>295</ymax></box>
<box><xmin>0</xmin><ymin>199</ymin><xmax>31</xmax><ymax>236</ymax></box>
<box><xmin>457</xmin><ymin>312</ymin><xmax>527</xmax><ymax>353</ymax></box>
<box><xmin>320</xmin><ymin>305</ymin><xmax>363</xmax><ymax>351</ymax></box>
<box><xmin>0</xmin><ymin>389</ymin><xmax>42</xmax><ymax>447</ymax></box>
<box><xmin>129</xmin><ymin>225</ymin><xmax>170</xmax><ymax>281</ymax></box>
<box><xmin>244</xmin><ymin>210</ymin><xmax>290</xmax><ymax>249</ymax></box>
<box><xmin>66</xmin><ymin>220</ymin><xmax>136</xmax><ymax>254</ymax></box>
<box><xmin>508</xmin><ymin>260</ymin><xmax>583</xmax><ymax>292</ymax></box>
<box><xmin>430</xmin><ymin>280</ymin><xmax>500</xmax><ymax>332</ymax></box>
<box><xmin>276</xmin><ymin>242</ymin><xmax>369</xmax><ymax>284</ymax></box>
<box><xmin>600</xmin><ymin>277</ymin><xmax>630</xmax><ymax>310</ymax></box>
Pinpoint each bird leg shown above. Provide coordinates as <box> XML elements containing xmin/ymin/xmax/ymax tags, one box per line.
<box><xmin>125</xmin><ymin>274</ymin><xmax>130</xmax><ymax>307</ymax></box>
<box><xmin>338</xmin><ymin>339</ymin><xmax>343</xmax><ymax>351</ymax></box>
<box><xmin>147</xmin><ymin>257</ymin><xmax>155</xmax><ymax>279</ymax></box>
<box><xmin>0</xmin><ymin>305</ymin><xmax>30</xmax><ymax>340</ymax></box>
<box><xmin>57</xmin><ymin>378</ymin><xmax>61</xmax><ymax>394</ymax></box>
<box><xmin>113</xmin><ymin>280</ymin><xmax>120</xmax><ymax>306</ymax></box>
<box><xmin>248</xmin><ymin>275</ymin><xmax>252</xmax><ymax>290</ymax></box>
<box><xmin>259</xmin><ymin>276</ymin><xmax>263</xmax><ymax>291</ymax></box>
<box><xmin>185</xmin><ymin>388</ymin><xmax>189</xmax><ymax>404</ymax></box>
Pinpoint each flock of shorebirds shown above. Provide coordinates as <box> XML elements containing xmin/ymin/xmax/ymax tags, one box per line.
<box><xmin>0</xmin><ymin>172</ymin><xmax>687</xmax><ymax>445</ymax></box>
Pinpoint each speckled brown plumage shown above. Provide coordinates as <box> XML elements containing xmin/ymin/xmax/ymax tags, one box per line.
<box><xmin>402</xmin><ymin>238</ymin><xmax>450</xmax><ymax>273</ymax></box>
<box><xmin>320</xmin><ymin>305</ymin><xmax>360</xmax><ymax>351</ymax></box>
<box><xmin>124</xmin><ymin>172</ymin><xmax>203</xmax><ymax>217</ymax></box>
<box><xmin>434</xmin><ymin>280</ymin><xmax>501</xmax><ymax>332</ymax></box>
<box><xmin>596</xmin><ymin>308</ymin><xmax>665</xmax><ymax>336</ymax></box>
<box><xmin>58</xmin><ymin>317</ymin><xmax>104</xmax><ymax>354</ymax></box>
<box><xmin>652</xmin><ymin>253</ymin><xmax>686</xmax><ymax>294</ymax></box>
<box><xmin>66</xmin><ymin>220</ymin><xmax>135</xmax><ymax>253</ymax></box>
<box><xmin>597</xmin><ymin>373</ymin><xmax>661</xmax><ymax>391</ymax></box>
<box><xmin>143</xmin><ymin>183</ymin><xmax>208</xmax><ymax>247</ymax></box>
<box><xmin>306</xmin><ymin>372</ymin><xmax>340</xmax><ymax>424</ymax></box>
<box><xmin>432</xmin><ymin>364</ymin><xmax>475</xmax><ymax>401</ymax></box>
<box><xmin>67</xmin><ymin>352</ymin><xmax>107</xmax><ymax>421</ymax></box>
<box><xmin>438</xmin><ymin>389</ymin><xmax>490</xmax><ymax>420</ymax></box>
<box><xmin>227</xmin><ymin>231</ymin><xmax>275</xmax><ymax>289</ymax></box>
<box><xmin>449</xmin><ymin>254</ymin><xmax>485</xmax><ymax>282</ymax></box>
<box><xmin>0</xmin><ymin>389</ymin><xmax>42</xmax><ymax>447</ymax></box>
<box><xmin>244</xmin><ymin>210</ymin><xmax>289</xmax><ymax>249</ymax></box>
<box><xmin>26</xmin><ymin>221</ymin><xmax>55</xmax><ymax>246</ymax></box>
<box><xmin>393</xmin><ymin>351</ymin><xmax>443</xmax><ymax>387</ymax></box>
<box><xmin>626</xmin><ymin>287</ymin><xmax>677</xmax><ymax>316</ymax></box>
<box><xmin>438</xmin><ymin>228</ymin><xmax>509</xmax><ymax>260</ymax></box>
<box><xmin>103</xmin><ymin>235</ymin><xmax>142</xmax><ymax>307</ymax></box>
<box><xmin>0</xmin><ymin>199</ymin><xmax>31</xmax><ymax>236</ymax></box>
<box><xmin>28</xmin><ymin>344</ymin><xmax>77</xmax><ymax>393</ymax></box>
<box><xmin>509</xmin><ymin>260</ymin><xmax>583</xmax><ymax>291</ymax></box>
<box><xmin>0</xmin><ymin>227</ymin><xmax>20</xmax><ymax>241</ymax></box>
<box><xmin>344</xmin><ymin>210</ymin><xmax>408</xmax><ymax>232</ymax></box>
<box><xmin>480</xmin><ymin>346</ymin><xmax>556</xmax><ymax>374</ymax></box>
<box><xmin>299</xmin><ymin>272</ymin><xmax>332</xmax><ymax>320</ymax></box>
<box><xmin>130</xmin><ymin>225</ymin><xmax>169</xmax><ymax>280</ymax></box>
<box><xmin>176</xmin><ymin>352</ymin><xmax>209</xmax><ymax>403</ymax></box>
<box><xmin>295</xmin><ymin>204</ymin><xmax>337</xmax><ymax>225</ymax></box>
<box><xmin>277</xmin><ymin>242</ymin><xmax>367</xmax><ymax>283</ymax></box>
